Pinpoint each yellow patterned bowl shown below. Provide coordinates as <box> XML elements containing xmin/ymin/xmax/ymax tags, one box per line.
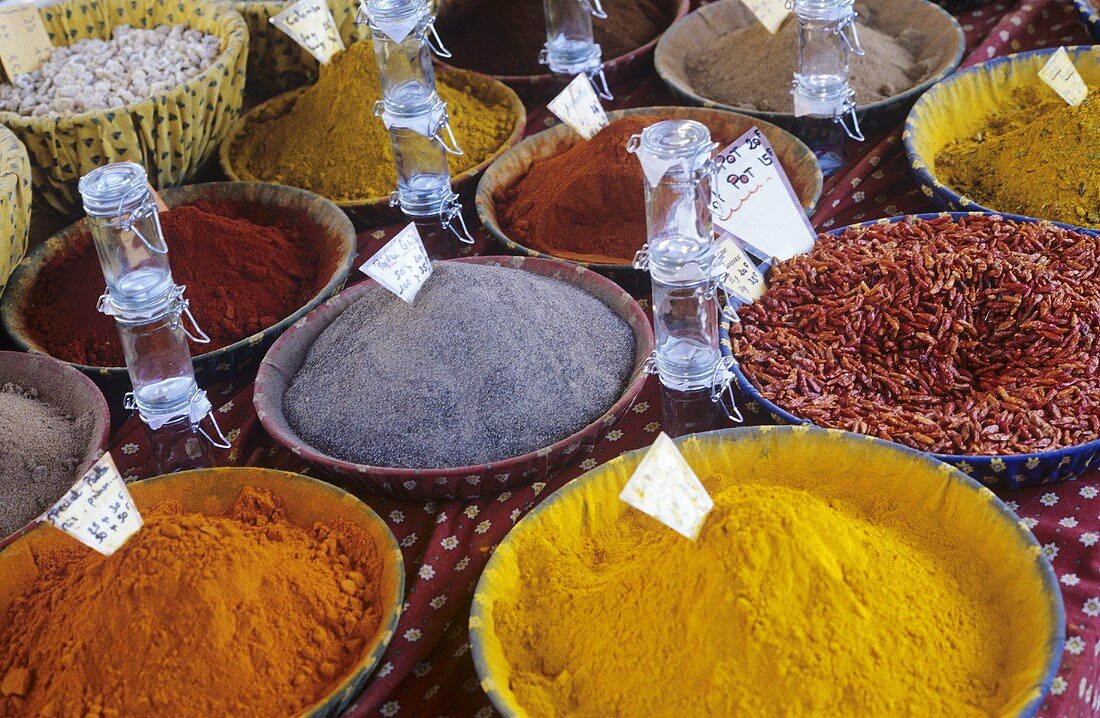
<box><xmin>471</xmin><ymin>426</ymin><xmax>1064</xmax><ymax>717</ymax></box>
<box><xmin>0</xmin><ymin>126</ymin><xmax>30</xmax><ymax>299</ymax></box>
<box><xmin>904</xmin><ymin>45</ymin><xmax>1100</xmax><ymax>223</ymax></box>
<box><xmin>0</xmin><ymin>0</ymin><xmax>248</xmax><ymax>217</ymax></box>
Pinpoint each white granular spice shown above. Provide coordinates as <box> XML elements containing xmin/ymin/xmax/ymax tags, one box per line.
<box><xmin>0</xmin><ymin>24</ymin><xmax>221</xmax><ymax>117</ymax></box>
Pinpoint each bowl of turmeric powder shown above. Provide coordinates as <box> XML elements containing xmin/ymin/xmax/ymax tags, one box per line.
<box><xmin>220</xmin><ymin>40</ymin><xmax>525</xmax><ymax>224</ymax></box>
<box><xmin>471</xmin><ymin>426</ymin><xmax>1064</xmax><ymax>717</ymax></box>
<box><xmin>0</xmin><ymin>467</ymin><xmax>405</xmax><ymax>717</ymax></box>
<box><xmin>905</xmin><ymin>45</ymin><xmax>1100</xmax><ymax>229</ymax></box>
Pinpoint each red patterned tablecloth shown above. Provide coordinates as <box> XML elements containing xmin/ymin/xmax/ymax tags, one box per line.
<box><xmin>107</xmin><ymin>2</ymin><xmax>1100</xmax><ymax>715</ymax></box>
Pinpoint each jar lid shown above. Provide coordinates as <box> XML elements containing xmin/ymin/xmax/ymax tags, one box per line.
<box><xmin>792</xmin><ymin>0</ymin><xmax>856</xmax><ymax>22</ymax></box>
<box><xmin>79</xmin><ymin>162</ymin><xmax>149</xmax><ymax>217</ymax></box>
<box><xmin>365</xmin><ymin>0</ymin><xmax>429</xmax><ymax>26</ymax></box>
<box><xmin>638</xmin><ymin>120</ymin><xmax>712</xmax><ymax>161</ymax></box>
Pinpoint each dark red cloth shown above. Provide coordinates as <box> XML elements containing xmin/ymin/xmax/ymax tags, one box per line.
<box><xmin>106</xmin><ymin>2</ymin><xmax>1098</xmax><ymax>715</ymax></box>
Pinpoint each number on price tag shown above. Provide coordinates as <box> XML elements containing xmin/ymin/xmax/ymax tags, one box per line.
<box><xmin>710</xmin><ymin>126</ymin><xmax>816</xmax><ymax>261</ymax></box>
<box><xmin>741</xmin><ymin>0</ymin><xmax>790</xmax><ymax>34</ymax></box>
<box><xmin>270</xmin><ymin>0</ymin><xmax>345</xmax><ymax>65</ymax></box>
<box><xmin>714</xmin><ymin>234</ymin><xmax>766</xmax><ymax>302</ymax></box>
<box><xmin>1038</xmin><ymin>47</ymin><xmax>1088</xmax><ymax>107</ymax></box>
<box><xmin>0</xmin><ymin>2</ymin><xmax>52</xmax><ymax>80</ymax></box>
<box><xmin>43</xmin><ymin>453</ymin><xmax>143</xmax><ymax>556</ymax></box>
<box><xmin>620</xmin><ymin>433</ymin><xmax>714</xmax><ymax>541</ymax></box>
<box><xmin>547</xmin><ymin>74</ymin><xmax>609</xmax><ymax>140</ymax></box>
<box><xmin>360</xmin><ymin>223</ymin><xmax>433</xmax><ymax>303</ymax></box>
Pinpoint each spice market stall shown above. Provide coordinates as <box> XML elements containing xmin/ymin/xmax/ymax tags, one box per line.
<box><xmin>1</xmin><ymin>0</ymin><xmax>1099</xmax><ymax>716</ymax></box>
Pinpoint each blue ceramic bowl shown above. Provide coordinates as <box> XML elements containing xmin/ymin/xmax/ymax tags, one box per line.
<box><xmin>720</xmin><ymin>212</ymin><xmax>1100</xmax><ymax>490</ymax></box>
<box><xmin>1074</xmin><ymin>0</ymin><xmax>1100</xmax><ymax>41</ymax></box>
<box><xmin>904</xmin><ymin>46</ymin><xmax>1100</xmax><ymax>228</ymax></box>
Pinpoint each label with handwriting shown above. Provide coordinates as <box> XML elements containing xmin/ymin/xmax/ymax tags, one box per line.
<box><xmin>1038</xmin><ymin>47</ymin><xmax>1087</xmax><ymax>107</ymax></box>
<box><xmin>43</xmin><ymin>453</ymin><xmax>143</xmax><ymax>556</ymax></box>
<box><xmin>710</xmin><ymin>126</ymin><xmax>816</xmax><ymax>261</ymax></box>
<box><xmin>619</xmin><ymin>432</ymin><xmax>714</xmax><ymax>541</ymax></box>
<box><xmin>742</xmin><ymin>0</ymin><xmax>790</xmax><ymax>34</ymax></box>
<box><xmin>360</xmin><ymin>223</ymin><xmax>432</xmax><ymax>303</ymax></box>
<box><xmin>546</xmin><ymin>74</ymin><xmax>609</xmax><ymax>140</ymax></box>
<box><xmin>714</xmin><ymin>234</ymin><xmax>766</xmax><ymax>302</ymax></box>
<box><xmin>270</xmin><ymin>0</ymin><xmax>345</xmax><ymax>65</ymax></box>
<box><xmin>0</xmin><ymin>2</ymin><xmax>53</xmax><ymax>80</ymax></box>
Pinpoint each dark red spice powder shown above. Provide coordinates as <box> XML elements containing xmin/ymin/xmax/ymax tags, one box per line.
<box><xmin>22</xmin><ymin>201</ymin><xmax>321</xmax><ymax>367</ymax></box>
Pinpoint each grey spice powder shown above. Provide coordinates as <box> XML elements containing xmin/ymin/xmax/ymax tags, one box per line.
<box><xmin>284</xmin><ymin>262</ymin><xmax>637</xmax><ymax>469</ymax></box>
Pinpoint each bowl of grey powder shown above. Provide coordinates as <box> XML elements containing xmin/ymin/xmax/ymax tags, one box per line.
<box><xmin>254</xmin><ymin>257</ymin><xmax>654</xmax><ymax>500</ymax></box>
<box><xmin>655</xmin><ymin>0</ymin><xmax>964</xmax><ymax>135</ymax></box>
<box><xmin>0</xmin><ymin>351</ymin><xmax>110</xmax><ymax>548</ymax></box>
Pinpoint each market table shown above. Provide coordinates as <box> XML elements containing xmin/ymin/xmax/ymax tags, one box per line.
<box><xmin>103</xmin><ymin>1</ymin><xmax>1100</xmax><ymax>715</ymax></box>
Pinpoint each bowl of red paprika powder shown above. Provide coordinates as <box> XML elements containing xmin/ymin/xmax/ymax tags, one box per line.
<box><xmin>0</xmin><ymin>182</ymin><xmax>357</xmax><ymax>408</ymax></box>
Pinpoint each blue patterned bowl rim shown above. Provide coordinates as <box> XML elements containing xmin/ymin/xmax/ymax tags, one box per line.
<box><xmin>1072</xmin><ymin>0</ymin><xmax>1100</xmax><ymax>40</ymax></box>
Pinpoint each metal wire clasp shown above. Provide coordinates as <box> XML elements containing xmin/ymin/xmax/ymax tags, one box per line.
<box><xmin>116</xmin><ymin>184</ymin><xmax>168</xmax><ymax>255</ymax></box>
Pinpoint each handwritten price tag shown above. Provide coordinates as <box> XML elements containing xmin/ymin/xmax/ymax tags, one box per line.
<box><xmin>271</xmin><ymin>0</ymin><xmax>345</xmax><ymax>65</ymax></box>
<box><xmin>714</xmin><ymin>234</ymin><xmax>766</xmax><ymax>302</ymax></box>
<box><xmin>710</xmin><ymin>126</ymin><xmax>816</xmax><ymax>261</ymax></box>
<box><xmin>1038</xmin><ymin>47</ymin><xmax>1087</xmax><ymax>107</ymax></box>
<box><xmin>360</xmin><ymin>223</ymin><xmax>432</xmax><ymax>303</ymax></box>
<box><xmin>547</xmin><ymin>74</ymin><xmax>609</xmax><ymax>140</ymax></box>
<box><xmin>0</xmin><ymin>2</ymin><xmax>52</xmax><ymax>80</ymax></box>
<box><xmin>620</xmin><ymin>433</ymin><xmax>713</xmax><ymax>541</ymax></box>
<box><xmin>741</xmin><ymin>0</ymin><xmax>790</xmax><ymax>34</ymax></box>
<box><xmin>43</xmin><ymin>453</ymin><xmax>143</xmax><ymax>556</ymax></box>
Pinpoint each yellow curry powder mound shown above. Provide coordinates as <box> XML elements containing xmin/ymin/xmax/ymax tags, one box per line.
<box><xmin>494</xmin><ymin>480</ymin><xmax>1013</xmax><ymax>716</ymax></box>
<box><xmin>937</xmin><ymin>86</ymin><xmax>1100</xmax><ymax>228</ymax></box>
<box><xmin>0</xmin><ymin>487</ymin><xmax>386</xmax><ymax>718</ymax></box>
<box><xmin>232</xmin><ymin>40</ymin><xmax>515</xmax><ymax>202</ymax></box>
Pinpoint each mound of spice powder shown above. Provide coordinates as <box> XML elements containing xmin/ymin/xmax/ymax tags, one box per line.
<box><xmin>284</xmin><ymin>262</ymin><xmax>636</xmax><ymax>468</ymax></box>
<box><xmin>438</xmin><ymin>0</ymin><xmax>673</xmax><ymax>76</ymax></box>
<box><xmin>498</xmin><ymin>116</ymin><xmax>656</xmax><ymax>263</ymax></box>
<box><xmin>729</xmin><ymin>215</ymin><xmax>1100</xmax><ymax>455</ymax></box>
<box><xmin>0</xmin><ymin>382</ymin><xmax>96</xmax><ymax>537</ymax></box>
<box><xmin>22</xmin><ymin>201</ymin><xmax>320</xmax><ymax>367</ymax></box>
<box><xmin>0</xmin><ymin>486</ymin><xmax>386</xmax><ymax>717</ymax></box>
<box><xmin>936</xmin><ymin>86</ymin><xmax>1100</xmax><ymax>228</ymax></box>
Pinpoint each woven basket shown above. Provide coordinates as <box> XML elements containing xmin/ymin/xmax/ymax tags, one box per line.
<box><xmin>0</xmin><ymin>0</ymin><xmax>248</xmax><ymax>216</ymax></box>
<box><xmin>0</xmin><ymin>127</ymin><xmax>30</xmax><ymax>299</ymax></box>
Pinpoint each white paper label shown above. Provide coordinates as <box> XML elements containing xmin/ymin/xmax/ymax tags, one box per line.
<box><xmin>360</xmin><ymin>223</ymin><xmax>432</xmax><ymax>303</ymax></box>
<box><xmin>547</xmin><ymin>74</ymin><xmax>609</xmax><ymax>140</ymax></box>
<box><xmin>270</xmin><ymin>0</ymin><xmax>345</xmax><ymax>65</ymax></box>
<box><xmin>710</xmin><ymin>127</ymin><xmax>816</xmax><ymax>261</ymax></box>
<box><xmin>714</xmin><ymin>234</ymin><xmax>766</xmax><ymax>302</ymax></box>
<box><xmin>1038</xmin><ymin>47</ymin><xmax>1088</xmax><ymax>107</ymax></box>
<box><xmin>620</xmin><ymin>432</ymin><xmax>714</xmax><ymax>541</ymax></box>
<box><xmin>741</xmin><ymin>0</ymin><xmax>790</xmax><ymax>34</ymax></box>
<box><xmin>43</xmin><ymin>453</ymin><xmax>143</xmax><ymax>556</ymax></box>
<box><xmin>0</xmin><ymin>2</ymin><xmax>52</xmax><ymax>80</ymax></box>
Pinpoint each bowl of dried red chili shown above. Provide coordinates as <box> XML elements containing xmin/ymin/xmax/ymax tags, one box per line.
<box><xmin>0</xmin><ymin>182</ymin><xmax>357</xmax><ymax>405</ymax></box>
<box><xmin>719</xmin><ymin>212</ymin><xmax>1100</xmax><ymax>490</ymax></box>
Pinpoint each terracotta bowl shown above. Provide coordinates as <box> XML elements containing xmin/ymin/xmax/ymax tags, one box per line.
<box><xmin>0</xmin><ymin>466</ymin><xmax>405</xmax><ymax>717</ymax></box>
<box><xmin>656</xmin><ymin>0</ymin><xmax>964</xmax><ymax>136</ymax></box>
<box><xmin>0</xmin><ymin>182</ymin><xmax>357</xmax><ymax>403</ymax></box>
<box><xmin>220</xmin><ymin>65</ymin><xmax>526</xmax><ymax>226</ymax></box>
<box><xmin>477</xmin><ymin>106</ymin><xmax>822</xmax><ymax>293</ymax></box>
<box><xmin>1075</xmin><ymin>0</ymin><xmax>1100</xmax><ymax>41</ymax></box>
<box><xmin>0</xmin><ymin>350</ymin><xmax>110</xmax><ymax>549</ymax></box>
<box><xmin>434</xmin><ymin>0</ymin><xmax>690</xmax><ymax>103</ymax></box>
<box><xmin>254</xmin><ymin>256</ymin><xmax>655</xmax><ymax>501</ymax></box>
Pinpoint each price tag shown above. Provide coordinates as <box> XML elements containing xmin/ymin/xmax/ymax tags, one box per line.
<box><xmin>714</xmin><ymin>234</ymin><xmax>766</xmax><ymax>302</ymax></box>
<box><xmin>270</xmin><ymin>0</ymin><xmax>345</xmax><ymax>65</ymax></box>
<box><xmin>547</xmin><ymin>74</ymin><xmax>609</xmax><ymax>140</ymax></box>
<box><xmin>360</xmin><ymin>223</ymin><xmax>432</xmax><ymax>303</ymax></box>
<box><xmin>43</xmin><ymin>453</ymin><xmax>143</xmax><ymax>556</ymax></box>
<box><xmin>620</xmin><ymin>432</ymin><xmax>713</xmax><ymax>541</ymax></box>
<box><xmin>710</xmin><ymin>126</ymin><xmax>816</xmax><ymax>261</ymax></box>
<box><xmin>0</xmin><ymin>2</ymin><xmax>52</xmax><ymax>80</ymax></box>
<box><xmin>1038</xmin><ymin>47</ymin><xmax>1088</xmax><ymax>107</ymax></box>
<box><xmin>741</xmin><ymin>0</ymin><xmax>790</xmax><ymax>34</ymax></box>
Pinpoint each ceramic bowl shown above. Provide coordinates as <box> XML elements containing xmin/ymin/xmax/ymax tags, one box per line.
<box><xmin>471</xmin><ymin>426</ymin><xmax>1064</xmax><ymax>717</ymax></box>
<box><xmin>477</xmin><ymin>105</ymin><xmax>822</xmax><ymax>293</ymax></box>
<box><xmin>0</xmin><ymin>466</ymin><xmax>405</xmax><ymax>717</ymax></box>
<box><xmin>656</xmin><ymin>0</ymin><xmax>964</xmax><ymax>136</ymax></box>
<box><xmin>904</xmin><ymin>45</ymin><xmax>1100</xmax><ymax>227</ymax></box>
<box><xmin>719</xmin><ymin>212</ymin><xmax>1100</xmax><ymax>490</ymax></box>
<box><xmin>254</xmin><ymin>255</ymin><xmax>654</xmax><ymax>501</ymax></box>
<box><xmin>1074</xmin><ymin>0</ymin><xmax>1100</xmax><ymax>41</ymax></box>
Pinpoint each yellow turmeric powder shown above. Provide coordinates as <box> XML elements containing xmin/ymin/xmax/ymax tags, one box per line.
<box><xmin>936</xmin><ymin>86</ymin><xmax>1100</xmax><ymax>227</ymax></box>
<box><xmin>232</xmin><ymin>40</ymin><xmax>516</xmax><ymax>202</ymax></box>
<box><xmin>491</xmin><ymin>479</ymin><xmax>1014</xmax><ymax>716</ymax></box>
<box><xmin>0</xmin><ymin>486</ymin><xmax>387</xmax><ymax>718</ymax></box>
